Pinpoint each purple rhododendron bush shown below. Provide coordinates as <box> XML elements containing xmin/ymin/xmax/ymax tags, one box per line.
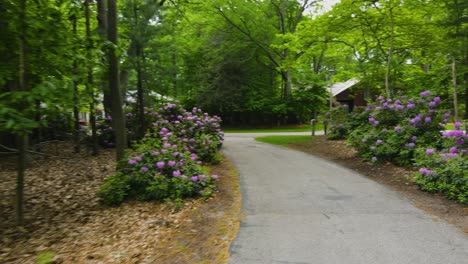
<box><xmin>328</xmin><ymin>91</ymin><xmax>468</xmax><ymax>204</ymax></box>
<box><xmin>98</xmin><ymin>102</ymin><xmax>224</xmax><ymax>206</ymax></box>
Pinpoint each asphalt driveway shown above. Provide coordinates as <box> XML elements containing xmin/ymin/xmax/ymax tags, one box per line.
<box><xmin>223</xmin><ymin>133</ymin><xmax>468</xmax><ymax>264</ymax></box>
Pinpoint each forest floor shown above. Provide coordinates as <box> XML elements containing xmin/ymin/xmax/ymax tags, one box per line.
<box><xmin>0</xmin><ymin>143</ymin><xmax>241</xmax><ymax>264</ymax></box>
<box><xmin>287</xmin><ymin>136</ymin><xmax>468</xmax><ymax>234</ymax></box>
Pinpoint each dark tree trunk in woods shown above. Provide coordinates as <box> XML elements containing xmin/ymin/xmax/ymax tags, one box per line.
<box><xmin>85</xmin><ymin>0</ymin><xmax>98</xmax><ymax>155</ymax></box>
<box><xmin>134</xmin><ymin>5</ymin><xmax>145</xmax><ymax>139</ymax></box>
<box><xmin>452</xmin><ymin>58</ymin><xmax>459</xmax><ymax>121</ymax></box>
<box><xmin>107</xmin><ymin>0</ymin><xmax>127</xmax><ymax>161</ymax></box>
<box><xmin>97</xmin><ymin>0</ymin><xmax>112</xmax><ymax>115</ymax></box>
<box><xmin>464</xmin><ymin>46</ymin><xmax>468</xmax><ymax>119</ymax></box>
<box><xmin>136</xmin><ymin>46</ymin><xmax>145</xmax><ymax>138</ymax></box>
<box><xmin>16</xmin><ymin>0</ymin><xmax>27</xmax><ymax>226</ymax></box>
<box><xmin>72</xmin><ymin>16</ymin><xmax>81</xmax><ymax>153</ymax></box>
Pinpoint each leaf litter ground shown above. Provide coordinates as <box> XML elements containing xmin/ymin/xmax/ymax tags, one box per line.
<box><xmin>0</xmin><ymin>142</ymin><xmax>240</xmax><ymax>263</ymax></box>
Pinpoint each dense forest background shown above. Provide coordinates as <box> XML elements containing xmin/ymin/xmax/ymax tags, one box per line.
<box><xmin>1</xmin><ymin>0</ymin><xmax>468</xmax><ymax>147</ymax></box>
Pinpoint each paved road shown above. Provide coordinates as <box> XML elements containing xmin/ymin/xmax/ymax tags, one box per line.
<box><xmin>223</xmin><ymin>133</ymin><xmax>468</xmax><ymax>264</ymax></box>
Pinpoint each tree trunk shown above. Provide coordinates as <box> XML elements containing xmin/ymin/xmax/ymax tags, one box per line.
<box><xmin>282</xmin><ymin>68</ymin><xmax>292</xmax><ymax>99</ymax></box>
<box><xmin>172</xmin><ymin>51</ymin><xmax>177</xmax><ymax>97</ymax></box>
<box><xmin>452</xmin><ymin>58</ymin><xmax>459</xmax><ymax>121</ymax></box>
<box><xmin>85</xmin><ymin>0</ymin><xmax>98</xmax><ymax>155</ymax></box>
<box><xmin>16</xmin><ymin>135</ymin><xmax>27</xmax><ymax>226</ymax></box>
<box><xmin>464</xmin><ymin>41</ymin><xmax>468</xmax><ymax>120</ymax></box>
<box><xmin>134</xmin><ymin>4</ymin><xmax>145</xmax><ymax>139</ymax></box>
<box><xmin>136</xmin><ymin>45</ymin><xmax>145</xmax><ymax>139</ymax></box>
<box><xmin>16</xmin><ymin>0</ymin><xmax>27</xmax><ymax>226</ymax></box>
<box><xmin>385</xmin><ymin>6</ymin><xmax>395</xmax><ymax>97</ymax></box>
<box><xmin>107</xmin><ymin>0</ymin><xmax>127</xmax><ymax>161</ymax></box>
<box><xmin>97</xmin><ymin>0</ymin><xmax>111</xmax><ymax>115</ymax></box>
<box><xmin>72</xmin><ymin>16</ymin><xmax>81</xmax><ymax>153</ymax></box>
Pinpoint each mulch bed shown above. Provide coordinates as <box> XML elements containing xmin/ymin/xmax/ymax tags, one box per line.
<box><xmin>0</xmin><ymin>143</ymin><xmax>240</xmax><ymax>264</ymax></box>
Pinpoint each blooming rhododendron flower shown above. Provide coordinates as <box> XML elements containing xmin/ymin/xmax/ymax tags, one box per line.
<box><xmin>418</xmin><ymin>168</ymin><xmax>434</xmax><ymax>175</ymax></box>
<box><xmin>420</xmin><ymin>90</ymin><xmax>430</xmax><ymax>97</ymax></box>
<box><xmin>425</xmin><ymin>149</ymin><xmax>434</xmax><ymax>155</ymax></box>
<box><xmin>156</xmin><ymin>161</ymin><xmax>165</xmax><ymax>168</ymax></box>
<box><xmin>443</xmin><ymin>130</ymin><xmax>464</xmax><ymax>137</ymax></box>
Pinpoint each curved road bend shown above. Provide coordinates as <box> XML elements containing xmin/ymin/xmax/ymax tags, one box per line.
<box><xmin>223</xmin><ymin>133</ymin><xmax>468</xmax><ymax>264</ymax></box>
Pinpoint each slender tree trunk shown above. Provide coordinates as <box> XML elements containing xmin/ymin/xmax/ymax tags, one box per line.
<box><xmin>97</xmin><ymin>0</ymin><xmax>111</xmax><ymax>115</ymax></box>
<box><xmin>282</xmin><ymin>68</ymin><xmax>292</xmax><ymax>99</ymax></box>
<box><xmin>72</xmin><ymin>16</ymin><xmax>80</xmax><ymax>153</ymax></box>
<box><xmin>16</xmin><ymin>135</ymin><xmax>27</xmax><ymax>226</ymax></box>
<box><xmin>452</xmin><ymin>58</ymin><xmax>459</xmax><ymax>121</ymax></box>
<box><xmin>85</xmin><ymin>0</ymin><xmax>98</xmax><ymax>155</ymax></box>
<box><xmin>136</xmin><ymin>45</ymin><xmax>145</xmax><ymax>138</ymax></box>
<box><xmin>385</xmin><ymin>6</ymin><xmax>395</xmax><ymax>97</ymax></box>
<box><xmin>16</xmin><ymin>0</ymin><xmax>27</xmax><ymax>226</ymax></box>
<box><xmin>107</xmin><ymin>0</ymin><xmax>127</xmax><ymax>161</ymax></box>
<box><xmin>464</xmin><ymin>44</ymin><xmax>468</xmax><ymax>119</ymax></box>
<box><xmin>172</xmin><ymin>51</ymin><xmax>177</xmax><ymax>97</ymax></box>
<box><xmin>134</xmin><ymin>4</ymin><xmax>145</xmax><ymax>139</ymax></box>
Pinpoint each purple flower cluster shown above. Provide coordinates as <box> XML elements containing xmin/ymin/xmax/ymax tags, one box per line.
<box><xmin>418</xmin><ymin>168</ymin><xmax>435</xmax><ymax>175</ymax></box>
<box><xmin>125</xmin><ymin>102</ymin><xmax>222</xmax><ymax>187</ymax></box>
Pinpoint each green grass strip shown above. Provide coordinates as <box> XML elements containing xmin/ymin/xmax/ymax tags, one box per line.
<box><xmin>254</xmin><ymin>135</ymin><xmax>312</xmax><ymax>145</ymax></box>
<box><xmin>224</xmin><ymin>124</ymin><xmax>323</xmax><ymax>133</ymax></box>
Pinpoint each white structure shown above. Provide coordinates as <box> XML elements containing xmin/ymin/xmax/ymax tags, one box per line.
<box><xmin>327</xmin><ymin>78</ymin><xmax>360</xmax><ymax>97</ymax></box>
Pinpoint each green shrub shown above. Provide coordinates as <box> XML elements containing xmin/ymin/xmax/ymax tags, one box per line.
<box><xmin>97</xmin><ymin>172</ymin><xmax>131</xmax><ymax>206</ymax></box>
<box><xmin>97</xmin><ymin>102</ymin><xmax>222</xmax><ymax>206</ymax></box>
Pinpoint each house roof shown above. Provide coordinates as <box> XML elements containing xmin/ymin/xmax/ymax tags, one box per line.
<box><xmin>327</xmin><ymin>78</ymin><xmax>360</xmax><ymax>97</ymax></box>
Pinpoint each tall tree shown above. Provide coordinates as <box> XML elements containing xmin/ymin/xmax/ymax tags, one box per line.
<box><xmin>107</xmin><ymin>0</ymin><xmax>127</xmax><ymax>161</ymax></box>
<box><xmin>85</xmin><ymin>0</ymin><xmax>98</xmax><ymax>155</ymax></box>
<box><xmin>16</xmin><ymin>0</ymin><xmax>28</xmax><ymax>226</ymax></box>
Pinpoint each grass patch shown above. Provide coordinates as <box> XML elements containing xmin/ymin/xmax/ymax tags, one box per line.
<box><xmin>255</xmin><ymin>135</ymin><xmax>312</xmax><ymax>145</ymax></box>
<box><xmin>224</xmin><ymin>124</ymin><xmax>323</xmax><ymax>133</ymax></box>
<box><xmin>443</xmin><ymin>122</ymin><xmax>468</xmax><ymax>130</ymax></box>
<box><xmin>36</xmin><ymin>251</ymin><xmax>55</xmax><ymax>264</ymax></box>
<box><xmin>444</xmin><ymin>123</ymin><xmax>455</xmax><ymax>130</ymax></box>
